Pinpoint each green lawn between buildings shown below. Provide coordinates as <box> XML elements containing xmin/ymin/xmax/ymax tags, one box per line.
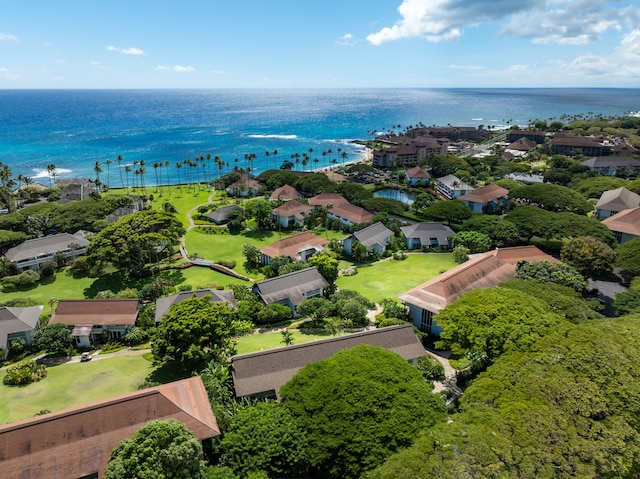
<box><xmin>0</xmin><ymin>353</ymin><xmax>155</xmax><ymax>424</ymax></box>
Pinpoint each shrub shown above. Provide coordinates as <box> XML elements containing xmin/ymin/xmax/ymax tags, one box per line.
<box><xmin>2</xmin><ymin>269</ymin><xmax>40</xmax><ymax>291</ymax></box>
<box><xmin>3</xmin><ymin>359</ymin><xmax>47</xmax><ymax>386</ymax></box>
<box><xmin>452</xmin><ymin>245</ymin><xmax>470</xmax><ymax>264</ymax></box>
<box><xmin>393</xmin><ymin>251</ymin><xmax>407</xmax><ymax>261</ymax></box>
<box><xmin>417</xmin><ymin>355</ymin><xmax>446</xmax><ymax>382</ymax></box>
<box><xmin>256</xmin><ymin>304</ymin><xmax>292</xmax><ymax>325</ymax></box>
<box><xmin>217</xmin><ymin>260</ymin><xmax>237</xmax><ymax>270</ymax></box>
<box><xmin>39</xmin><ymin>260</ymin><xmax>58</xmax><ymax>277</ymax></box>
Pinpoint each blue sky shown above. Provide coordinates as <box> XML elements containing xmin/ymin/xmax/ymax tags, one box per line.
<box><xmin>1</xmin><ymin>0</ymin><xmax>639</xmax><ymax>88</ymax></box>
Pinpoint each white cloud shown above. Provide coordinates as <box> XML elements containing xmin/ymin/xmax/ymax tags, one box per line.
<box><xmin>337</xmin><ymin>33</ymin><xmax>355</xmax><ymax>45</ymax></box>
<box><xmin>367</xmin><ymin>0</ymin><xmax>638</xmax><ymax>46</ymax></box>
<box><xmin>502</xmin><ymin>0</ymin><xmax>629</xmax><ymax>44</ymax></box>
<box><xmin>0</xmin><ymin>67</ymin><xmax>22</xmax><ymax>81</ymax></box>
<box><xmin>90</xmin><ymin>61</ymin><xmax>109</xmax><ymax>70</ymax></box>
<box><xmin>0</xmin><ymin>32</ymin><xmax>19</xmax><ymax>42</ymax></box>
<box><xmin>106</xmin><ymin>45</ymin><xmax>145</xmax><ymax>55</ymax></box>
<box><xmin>445</xmin><ymin>64</ymin><xmax>483</xmax><ymax>70</ymax></box>
<box><xmin>367</xmin><ymin>0</ymin><xmax>542</xmax><ymax>44</ymax></box>
<box><xmin>156</xmin><ymin>65</ymin><xmax>195</xmax><ymax>72</ymax></box>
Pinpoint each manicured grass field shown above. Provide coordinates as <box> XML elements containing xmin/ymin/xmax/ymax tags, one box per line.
<box><xmin>0</xmin><ymin>352</ymin><xmax>155</xmax><ymax>424</ymax></box>
<box><xmin>234</xmin><ymin>330</ymin><xmax>344</xmax><ymax>355</ymax></box>
<box><xmin>336</xmin><ymin>253</ymin><xmax>456</xmax><ymax>303</ymax></box>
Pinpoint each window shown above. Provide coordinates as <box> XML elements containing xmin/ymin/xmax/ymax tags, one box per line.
<box><xmin>420</xmin><ymin>309</ymin><xmax>433</xmax><ymax>334</ymax></box>
<box><xmin>614</xmin><ymin>231</ymin><xmax>623</xmax><ymax>243</ymax></box>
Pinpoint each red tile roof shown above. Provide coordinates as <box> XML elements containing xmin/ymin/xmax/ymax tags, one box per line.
<box><xmin>458</xmin><ymin>184</ymin><xmax>508</xmax><ymax>203</ymax></box>
<box><xmin>0</xmin><ymin>377</ymin><xmax>219</xmax><ymax>479</ymax></box>
<box><xmin>50</xmin><ymin>299</ymin><xmax>139</xmax><ymax>327</ymax></box>
<box><xmin>601</xmin><ymin>207</ymin><xmax>640</xmax><ymax>237</ymax></box>
<box><xmin>260</xmin><ymin>232</ymin><xmax>328</xmax><ymax>261</ymax></box>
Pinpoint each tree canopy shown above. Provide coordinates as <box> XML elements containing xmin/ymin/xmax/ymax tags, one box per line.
<box><xmin>104</xmin><ymin>419</ymin><xmax>205</xmax><ymax>479</ymax></box>
<box><xmin>33</xmin><ymin>322</ymin><xmax>72</xmax><ymax>354</ymax></box>
<box><xmin>280</xmin><ymin>344</ymin><xmax>444</xmax><ymax>479</ymax></box>
<box><xmin>615</xmin><ymin>237</ymin><xmax>640</xmax><ymax>277</ymax></box>
<box><xmin>424</xmin><ymin>199</ymin><xmax>472</xmax><ymax>225</ymax></box>
<box><xmin>510</xmin><ymin>183</ymin><xmax>591</xmax><ymax>215</ymax></box>
<box><xmin>560</xmin><ymin>236</ymin><xmax>616</xmax><ymax>279</ymax></box>
<box><xmin>87</xmin><ymin>209</ymin><xmax>184</xmax><ymax>277</ymax></box>
<box><xmin>460</xmin><ymin>215</ymin><xmax>520</xmax><ymax>247</ymax></box>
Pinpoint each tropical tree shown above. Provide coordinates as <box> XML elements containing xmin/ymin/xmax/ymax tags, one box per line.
<box><xmin>46</xmin><ymin>163</ymin><xmax>56</xmax><ymax>188</ymax></box>
<box><xmin>560</xmin><ymin>236</ymin><xmax>616</xmax><ymax>279</ymax></box>
<box><xmin>33</xmin><ymin>322</ymin><xmax>72</xmax><ymax>354</ymax></box>
<box><xmin>424</xmin><ymin>199</ymin><xmax>472</xmax><ymax>225</ymax></box>
<box><xmin>280</xmin><ymin>344</ymin><xmax>445</xmax><ymax>479</ymax></box>
<box><xmin>104</xmin><ymin>419</ymin><xmax>206</xmax><ymax>479</ymax></box>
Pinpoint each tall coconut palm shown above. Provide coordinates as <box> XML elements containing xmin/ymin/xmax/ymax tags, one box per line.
<box><xmin>46</xmin><ymin>163</ymin><xmax>56</xmax><ymax>188</ymax></box>
<box><xmin>175</xmin><ymin>161</ymin><xmax>183</xmax><ymax>194</ymax></box>
<box><xmin>104</xmin><ymin>159</ymin><xmax>112</xmax><ymax>190</ymax></box>
<box><xmin>116</xmin><ymin>155</ymin><xmax>124</xmax><ymax>188</ymax></box>
<box><xmin>124</xmin><ymin>165</ymin><xmax>131</xmax><ymax>191</ymax></box>
<box><xmin>153</xmin><ymin>162</ymin><xmax>161</xmax><ymax>193</ymax></box>
<box><xmin>93</xmin><ymin>161</ymin><xmax>102</xmax><ymax>188</ymax></box>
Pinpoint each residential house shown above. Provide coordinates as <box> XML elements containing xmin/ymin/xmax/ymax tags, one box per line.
<box><xmin>400</xmin><ymin>222</ymin><xmax>454</xmax><ymax>250</ymax></box>
<box><xmin>272</xmin><ymin>200</ymin><xmax>312</xmax><ymax>228</ymax></box>
<box><xmin>226</xmin><ymin>177</ymin><xmax>263</xmax><ymax>197</ymax></box>
<box><xmin>580</xmin><ymin>156</ymin><xmax>640</xmax><ymax>176</ymax></box>
<box><xmin>50</xmin><ymin>299</ymin><xmax>139</xmax><ymax>348</ymax></box>
<box><xmin>259</xmin><ymin>232</ymin><xmax>328</xmax><ymax>265</ymax></box>
<box><xmin>252</xmin><ymin>266</ymin><xmax>328</xmax><ymax>314</ymax></box>
<box><xmin>458</xmin><ymin>183</ymin><xmax>510</xmax><ymax>213</ymax></box>
<box><xmin>343</xmin><ymin>221</ymin><xmax>393</xmax><ymax>257</ymax></box>
<box><xmin>549</xmin><ymin>135</ymin><xmax>604</xmax><ymax>156</ymax></box>
<box><xmin>436</xmin><ymin>174</ymin><xmax>474</xmax><ymax>199</ymax></box>
<box><xmin>595</xmin><ymin>187</ymin><xmax>640</xmax><ymax>219</ymax></box>
<box><xmin>398</xmin><ymin>246</ymin><xmax>559</xmax><ymax>336</ymax></box>
<box><xmin>155</xmin><ymin>289</ymin><xmax>236</xmax><ymax>323</ymax></box>
<box><xmin>229</xmin><ymin>324</ymin><xmax>426</xmax><ymax>399</ymax></box>
<box><xmin>270</xmin><ymin>184</ymin><xmax>300</xmax><ymax>202</ymax></box>
<box><xmin>505</xmin><ymin>129</ymin><xmax>546</xmax><ymax>144</ymax></box>
<box><xmin>205</xmin><ymin>205</ymin><xmax>244</xmax><ymax>225</ymax></box>
<box><xmin>308</xmin><ymin>193</ymin><xmax>350</xmax><ymax>209</ymax></box>
<box><xmin>104</xmin><ymin>195</ymin><xmax>145</xmax><ymax>223</ymax></box>
<box><xmin>504</xmin><ymin>172</ymin><xmax>544</xmax><ymax>184</ymax></box>
<box><xmin>0</xmin><ymin>377</ymin><xmax>219</xmax><ymax>479</ymax></box>
<box><xmin>0</xmin><ymin>305</ymin><xmax>43</xmax><ymax>359</ymax></box>
<box><xmin>601</xmin><ymin>207</ymin><xmax>640</xmax><ymax>243</ymax></box>
<box><xmin>405</xmin><ymin>166</ymin><xmax>431</xmax><ymax>185</ymax></box>
<box><xmin>57</xmin><ymin>179</ymin><xmax>98</xmax><ymax>204</ymax></box>
<box><xmin>327</xmin><ymin>202</ymin><xmax>374</xmax><ymax>228</ymax></box>
<box><xmin>505</xmin><ymin>137</ymin><xmax>537</xmax><ymax>157</ymax></box>
<box><xmin>5</xmin><ymin>232</ymin><xmax>90</xmax><ymax>272</ymax></box>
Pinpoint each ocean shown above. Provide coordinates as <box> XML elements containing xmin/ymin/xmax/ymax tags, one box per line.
<box><xmin>0</xmin><ymin>88</ymin><xmax>639</xmax><ymax>187</ymax></box>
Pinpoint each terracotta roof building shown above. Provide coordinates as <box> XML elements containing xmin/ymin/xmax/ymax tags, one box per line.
<box><xmin>505</xmin><ymin>137</ymin><xmax>537</xmax><ymax>156</ymax></box>
<box><xmin>505</xmin><ymin>129</ymin><xmax>546</xmax><ymax>144</ymax></box>
<box><xmin>155</xmin><ymin>289</ymin><xmax>237</xmax><ymax>323</ymax></box>
<box><xmin>0</xmin><ymin>377</ymin><xmax>219</xmax><ymax>479</ymax></box>
<box><xmin>259</xmin><ymin>232</ymin><xmax>328</xmax><ymax>265</ymax></box>
<box><xmin>595</xmin><ymin>187</ymin><xmax>640</xmax><ymax>219</ymax></box>
<box><xmin>271</xmin><ymin>200</ymin><xmax>312</xmax><ymax>228</ymax></box>
<box><xmin>253</xmin><ymin>266</ymin><xmax>328</xmax><ymax>314</ymax></box>
<box><xmin>601</xmin><ymin>207</ymin><xmax>640</xmax><ymax>243</ymax></box>
<box><xmin>458</xmin><ymin>183</ymin><xmax>509</xmax><ymax>213</ymax></box>
<box><xmin>230</xmin><ymin>324</ymin><xmax>426</xmax><ymax>398</ymax></box>
<box><xmin>399</xmin><ymin>246</ymin><xmax>558</xmax><ymax>335</ymax></box>
<box><xmin>50</xmin><ymin>299</ymin><xmax>139</xmax><ymax>348</ymax></box>
<box><xmin>308</xmin><ymin>193</ymin><xmax>350</xmax><ymax>208</ymax></box>
<box><xmin>549</xmin><ymin>135</ymin><xmax>603</xmax><ymax>156</ymax></box>
<box><xmin>405</xmin><ymin>166</ymin><xmax>431</xmax><ymax>185</ymax></box>
<box><xmin>327</xmin><ymin>202</ymin><xmax>374</xmax><ymax>227</ymax></box>
<box><xmin>270</xmin><ymin>184</ymin><xmax>300</xmax><ymax>202</ymax></box>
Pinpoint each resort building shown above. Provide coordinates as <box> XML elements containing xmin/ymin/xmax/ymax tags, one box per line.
<box><xmin>458</xmin><ymin>183</ymin><xmax>509</xmax><ymax>213</ymax></box>
<box><xmin>0</xmin><ymin>305</ymin><xmax>43</xmax><ymax>359</ymax></box>
<box><xmin>398</xmin><ymin>246</ymin><xmax>559</xmax><ymax>336</ymax></box>
<box><xmin>595</xmin><ymin>188</ymin><xmax>640</xmax><ymax>219</ymax></box>
<box><xmin>259</xmin><ymin>232</ymin><xmax>328</xmax><ymax>265</ymax></box>
<box><xmin>0</xmin><ymin>377</ymin><xmax>219</xmax><ymax>479</ymax></box>
<box><xmin>504</xmin><ymin>137</ymin><xmax>537</xmax><ymax>157</ymax></box>
<box><xmin>549</xmin><ymin>135</ymin><xmax>604</xmax><ymax>156</ymax></box>
<box><xmin>270</xmin><ymin>184</ymin><xmax>300</xmax><ymax>202</ymax></box>
<box><xmin>580</xmin><ymin>156</ymin><xmax>640</xmax><ymax>176</ymax></box>
<box><xmin>601</xmin><ymin>207</ymin><xmax>640</xmax><ymax>243</ymax></box>
<box><xmin>343</xmin><ymin>222</ymin><xmax>393</xmax><ymax>257</ymax></box>
<box><xmin>50</xmin><ymin>299</ymin><xmax>139</xmax><ymax>348</ymax></box>
<box><xmin>229</xmin><ymin>324</ymin><xmax>426</xmax><ymax>399</ymax></box>
<box><xmin>436</xmin><ymin>174</ymin><xmax>474</xmax><ymax>199</ymax></box>
<box><xmin>155</xmin><ymin>289</ymin><xmax>236</xmax><ymax>323</ymax></box>
<box><xmin>326</xmin><ymin>202</ymin><xmax>374</xmax><ymax>228</ymax></box>
<box><xmin>5</xmin><ymin>232</ymin><xmax>90</xmax><ymax>272</ymax></box>
<box><xmin>252</xmin><ymin>266</ymin><xmax>328</xmax><ymax>314</ymax></box>
<box><xmin>400</xmin><ymin>222</ymin><xmax>454</xmax><ymax>250</ymax></box>
<box><xmin>271</xmin><ymin>200</ymin><xmax>312</xmax><ymax>229</ymax></box>
<box><xmin>405</xmin><ymin>165</ymin><xmax>431</xmax><ymax>185</ymax></box>
<box><xmin>505</xmin><ymin>129</ymin><xmax>546</xmax><ymax>144</ymax></box>
<box><xmin>308</xmin><ymin>193</ymin><xmax>350</xmax><ymax>209</ymax></box>
<box><xmin>205</xmin><ymin>205</ymin><xmax>244</xmax><ymax>225</ymax></box>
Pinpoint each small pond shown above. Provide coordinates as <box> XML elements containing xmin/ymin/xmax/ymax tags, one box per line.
<box><xmin>374</xmin><ymin>188</ymin><xmax>418</xmax><ymax>205</ymax></box>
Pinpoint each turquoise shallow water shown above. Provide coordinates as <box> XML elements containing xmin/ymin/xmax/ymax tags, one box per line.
<box><xmin>0</xmin><ymin>88</ymin><xmax>638</xmax><ymax>185</ymax></box>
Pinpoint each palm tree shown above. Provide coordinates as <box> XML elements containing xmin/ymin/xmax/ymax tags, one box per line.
<box><xmin>175</xmin><ymin>161</ymin><xmax>183</xmax><ymax>193</ymax></box>
<box><xmin>105</xmin><ymin>159</ymin><xmax>112</xmax><ymax>190</ymax></box>
<box><xmin>132</xmin><ymin>160</ymin><xmax>139</xmax><ymax>190</ymax></box>
<box><xmin>153</xmin><ymin>162</ymin><xmax>161</xmax><ymax>193</ymax></box>
<box><xmin>116</xmin><ymin>155</ymin><xmax>124</xmax><ymax>188</ymax></box>
<box><xmin>46</xmin><ymin>163</ymin><xmax>56</xmax><ymax>188</ymax></box>
<box><xmin>124</xmin><ymin>165</ymin><xmax>131</xmax><ymax>191</ymax></box>
<box><xmin>93</xmin><ymin>161</ymin><xmax>102</xmax><ymax>188</ymax></box>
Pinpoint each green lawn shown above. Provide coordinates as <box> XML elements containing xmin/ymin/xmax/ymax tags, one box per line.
<box><xmin>0</xmin><ymin>352</ymin><xmax>155</xmax><ymax>424</ymax></box>
<box><xmin>336</xmin><ymin>253</ymin><xmax>456</xmax><ymax>303</ymax></box>
<box><xmin>235</xmin><ymin>330</ymin><xmax>347</xmax><ymax>355</ymax></box>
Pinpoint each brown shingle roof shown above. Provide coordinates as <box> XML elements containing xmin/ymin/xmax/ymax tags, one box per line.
<box><xmin>0</xmin><ymin>306</ymin><xmax>43</xmax><ymax>350</ymax></box>
<box><xmin>230</xmin><ymin>324</ymin><xmax>425</xmax><ymax>398</ymax></box>
<box><xmin>596</xmin><ymin>187</ymin><xmax>640</xmax><ymax>212</ymax></box>
<box><xmin>0</xmin><ymin>377</ymin><xmax>219</xmax><ymax>479</ymax></box>
<box><xmin>458</xmin><ymin>184</ymin><xmax>509</xmax><ymax>204</ymax></box>
<box><xmin>271</xmin><ymin>200</ymin><xmax>312</xmax><ymax>219</ymax></box>
<box><xmin>602</xmin><ymin>207</ymin><xmax>640</xmax><ymax>237</ymax></box>
<box><xmin>506</xmin><ymin>137</ymin><xmax>536</xmax><ymax>151</ymax></box>
<box><xmin>308</xmin><ymin>193</ymin><xmax>350</xmax><ymax>208</ymax></box>
<box><xmin>398</xmin><ymin>246</ymin><xmax>558</xmax><ymax>314</ymax></box>
<box><xmin>270</xmin><ymin>184</ymin><xmax>300</xmax><ymax>201</ymax></box>
<box><xmin>50</xmin><ymin>299</ymin><xmax>139</xmax><ymax>327</ymax></box>
<box><xmin>406</xmin><ymin>166</ymin><xmax>431</xmax><ymax>179</ymax></box>
<box><xmin>259</xmin><ymin>232</ymin><xmax>328</xmax><ymax>262</ymax></box>
<box><xmin>329</xmin><ymin>203</ymin><xmax>374</xmax><ymax>224</ymax></box>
